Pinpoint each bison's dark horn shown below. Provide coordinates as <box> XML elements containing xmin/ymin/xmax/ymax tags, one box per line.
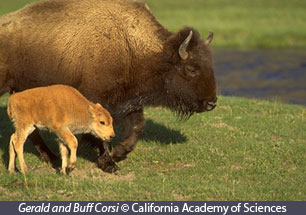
<box><xmin>179</xmin><ymin>30</ymin><xmax>193</xmax><ymax>60</ymax></box>
<box><xmin>205</xmin><ymin>31</ymin><xmax>214</xmax><ymax>45</ymax></box>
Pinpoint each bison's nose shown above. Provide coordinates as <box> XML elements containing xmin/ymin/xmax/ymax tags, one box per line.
<box><xmin>205</xmin><ymin>97</ymin><xmax>217</xmax><ymax>111</ymax></box>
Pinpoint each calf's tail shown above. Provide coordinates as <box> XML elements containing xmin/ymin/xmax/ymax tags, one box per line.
<box><xmin>6</xmin><ymin>97</ymin><xmax>14</xmax><ymax>121</ymax></box>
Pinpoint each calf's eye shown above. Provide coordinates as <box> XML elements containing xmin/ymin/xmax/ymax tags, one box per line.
<box><xmin>100</xmin><ymin>121</ymin><xmax>105</xmax><ymax>125</ymax></box>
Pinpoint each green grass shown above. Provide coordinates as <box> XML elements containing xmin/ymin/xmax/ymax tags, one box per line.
<box><xmin>147</xmin><ymin>0</ymin><xmax>306</xmax><ymax>49</ymax></box>
<box><xmin>1</xmin><ymin>0</ymin><xmax>306</xmax><ymax>48</ymax></box>
<box><xmin>0</xmin><ymin>94</ymin><xmax>305</xmax><ymax>200</ymax></box>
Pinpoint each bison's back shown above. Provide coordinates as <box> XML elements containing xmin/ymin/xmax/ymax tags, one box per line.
<box><xmin>0</xmin><ymin>0</ymin><xmax>168</xmax><ymax>103</ymax></box>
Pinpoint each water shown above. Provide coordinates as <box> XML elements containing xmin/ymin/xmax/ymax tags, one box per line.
<box><xmin>213</xmin><ymin>49</ymin><xmax>306</xmax><ymax>105</ymax></box>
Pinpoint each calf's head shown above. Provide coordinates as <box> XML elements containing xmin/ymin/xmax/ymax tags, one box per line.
<box><xmin>163</xmin><ymin>27</ymin><xmax>217</xmax><ymax>117</ymax></box>
<box><xmin>89</xmin><ymin>103</ymin><xmax>115</xmax><ymax>141</ymax></box>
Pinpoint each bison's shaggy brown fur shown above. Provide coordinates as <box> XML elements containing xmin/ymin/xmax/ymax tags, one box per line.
<box><xmin>0</xmin><ymin>0</ymin><xmax>217</xmax><ymax>171</ymax></box>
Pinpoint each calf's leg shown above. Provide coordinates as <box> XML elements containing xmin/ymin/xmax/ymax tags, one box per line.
<box><xmin>110</xmin><ymin>109</ymin><xmax>145</xmax><ymax>162</ymax></box>
<box><xmin>56</xmin><ymin>129</ymin><xmax>78</xmax><ymax>171</ymax></box>
<box><xmin>15</xmin><ymin>138</ymin><xmax>27</xmax><ymax>174</ymax></box>
<box><xmin>8</xmin><ymin>133</ymin><xmax>17</xmax><ymax>173</ymax></box>
<box><xmin>59</xmin><ymin>142</ymin><xmax>69</xmax><ymax>175</ymax></box>
<box><xmin>14</xmin><ymin>126</ymin><xmax>34</xmax><ymax>174</ymax></box>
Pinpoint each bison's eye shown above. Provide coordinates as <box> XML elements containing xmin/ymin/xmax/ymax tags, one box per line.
<box><xmin>185</xmin><ymin>66</ymin><xmax>199</xmax><ymax>77</ymax></box>
<box><xmin>100</xmin><ymin>121</ymin><xmax>105</xmax><ymax>125</ymax></box>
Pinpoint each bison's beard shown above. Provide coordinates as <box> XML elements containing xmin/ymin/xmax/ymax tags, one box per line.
<box><xmin>163</xmin><ymin>94</ymin><xmax>198</xmax><ymax>120</ymax></box>
<box><xmin>114</xmin><ymin>89</ymin><xmax>198</xmax><ymax>120</ymax></box>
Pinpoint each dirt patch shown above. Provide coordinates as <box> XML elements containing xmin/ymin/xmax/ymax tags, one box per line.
<box><xmin>103</xmin><ymin>172</ymin><xmax>135</xmax><ymax>183</ymax></box>
<box><xmin>68</xmin><ymin>162</ymin><xmax>135</xmax><ymax>183</ymax></box>
<box><xmin>172</xmin><ymin>193</ymin><xmax>192</xmax><ymax>201</ymax></box>
<box><xmin>209</xmin><ymin>123</ymin><xmax>237</xmax><ymax>131</ymax></box>
<box><xmin>297</xmin><ymin>110</ymin><xmax>306</xmax><ymax>120</ymax></box>
<box><xmin>231</xmin><ymin>163</ymin><xmax>242</xmax><ymax>170</ymax></box>
<box><xmin>218</xmin><ymin>106</ymin><xmax>232</xmax><ymax>111</ymax></box>
<box><xmin>163</xmin><ymin>162</ymin><xmax>196</xmax><ymax>171</ymax></box>
<box><xmin>0</xmin><ymin>185</ymin><xmax>21</xmax><ymax>199</ymax></box>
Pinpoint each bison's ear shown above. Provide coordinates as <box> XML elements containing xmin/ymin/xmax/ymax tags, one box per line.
<box><xmin>179</xmin><ymin>31</ymin><xmax>193</xmax><ymax>60</ymax></box>
<box><xmin>205</xmin><ymin>31</ymin><xmax>214</xmax><ymax>45</ymax></box>
<box><xmin>164</xmin><ymin>27</ymin><xmax>199</xmax><ymax>62</ymax></box>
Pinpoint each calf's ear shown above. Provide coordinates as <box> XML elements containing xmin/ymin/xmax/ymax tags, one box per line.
<box><xmin>95</xmin><ymin>103</ymin><xmax>103</xmax><ymax>109</ymax></box>
<box><xmin>88</xmin><ymin>104</ymin><xmax>96</xmax><ymax>116</ymax></box>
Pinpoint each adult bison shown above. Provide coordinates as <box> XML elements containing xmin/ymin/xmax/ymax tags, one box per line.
<box><xmin>0</xmin><ymin>0</ymin><xmax>217</xmax><ymax>172</ymax></box>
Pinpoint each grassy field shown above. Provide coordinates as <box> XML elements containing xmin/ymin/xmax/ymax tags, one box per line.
<box><xmin>1</xmin><ymin>0</ymin><xmax>306</xmax><ymax>48</ymax></box>
<box><xmin>0</xmin><ymin>94</ymin><xmax>305</xmax><ymax>200</ymax></box>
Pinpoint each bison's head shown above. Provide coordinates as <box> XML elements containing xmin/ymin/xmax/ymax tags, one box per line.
<box><xmin>162</xmin><ymin>27</ymin><xmax>217</xmax><ymax>117</ymax></box>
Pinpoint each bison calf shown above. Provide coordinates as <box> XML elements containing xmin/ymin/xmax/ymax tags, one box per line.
<box><xmin>7</xmin><ymin>85</ymin><xmax>115</xmax><ymax>174</ymax></box>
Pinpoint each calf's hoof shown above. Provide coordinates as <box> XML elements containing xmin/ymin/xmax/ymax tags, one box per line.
<box><xmin>20</xmin><ymin>165</ymin><xmax>28</xmax><ymax>174</ymax></box>
<box><xmin>67</xmin><ymin>162</ymin><xmax>76</xmax><ymax>173</ymax></box>
<box><xmin>61</xmin><ymin>169</ymin><xmax>67</xmax><ymax>175</ymax></box>
<box><xmin>97</xmin><ymin>152</ymin><xmax>119</xmax><ymax>173</ymax></box>
<box><xmin>8</xmin><ymin>168</ymin><xmax>15</xmax><ymax>174</ymax></box>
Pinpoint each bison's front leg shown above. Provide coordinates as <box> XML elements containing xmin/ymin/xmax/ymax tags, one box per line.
<box><xmin>81</xmin><ymin>134</ymin><xmax>118</xmax><ymax>173</ymax></box>
<box><xmin>110</xmin><ymin>109</ymin><xmax>145</xmax><ymax>162</ymax></box>
<box><xmin>28</xmin><ymin>129</ymin><xmax>58</xmax><ymax>163</ymax></box>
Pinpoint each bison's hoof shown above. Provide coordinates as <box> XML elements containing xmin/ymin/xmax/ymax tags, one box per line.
<box><xmin>110</xmin><ymin>144</ymin><xmax>128</xmax><ymax>162</ymax></box>
<box><xmin>111</xmin><ymin>154</ymin><xmax>127</xmax><ymax>163</ymax></box>
<box><xmin>98</xmin><ymin>152</ymin><xmax>119</xmax><ymax>173</ymax></box>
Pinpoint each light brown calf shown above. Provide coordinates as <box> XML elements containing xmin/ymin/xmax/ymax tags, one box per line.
<box><xmin>7</xmin><ymin>85</ymin><xmax>115</xmax><ymax>174</ymax></box>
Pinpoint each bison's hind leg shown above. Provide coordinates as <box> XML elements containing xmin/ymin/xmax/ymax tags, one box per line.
<box><xmin>28</xmin><ymin>129</ymin><xmax>59</xmax><ymax>163</ymax></box>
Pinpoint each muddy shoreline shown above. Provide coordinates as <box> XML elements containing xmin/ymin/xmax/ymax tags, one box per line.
<box><xmin>213</xmin><ymin>49</ymin><xmax>306</xmax><ymax>105</ymax></box>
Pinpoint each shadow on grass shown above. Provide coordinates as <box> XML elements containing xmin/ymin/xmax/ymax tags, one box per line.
<box><xmin>0</xmin><ymin>106</ymin><xmax>187</xmax><ymax>170</ymax></box>
<box><xmin>0</xmin><ymin>107</ymin><xmax>14</xmax><ymax>169</ymax></box>
<box><xmin>141</xmin><ymin>119</ymin><xmax>187</xmax><ymax>144</ymax></box>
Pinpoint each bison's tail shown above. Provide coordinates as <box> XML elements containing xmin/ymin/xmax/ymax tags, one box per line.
<box><xmin>0</xmin><ymin>77</ymin><xmax>14</xmax><ymax>97</ymax></box>
<box><xmin>0</xmin><ymin>64</ymin><xmax>14</xmax><ymax>97</ymax></box>
<box><xmin>0</xmin><ymin>79</ymin><xmax>14</xmax><ymax>98</ymax></box>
